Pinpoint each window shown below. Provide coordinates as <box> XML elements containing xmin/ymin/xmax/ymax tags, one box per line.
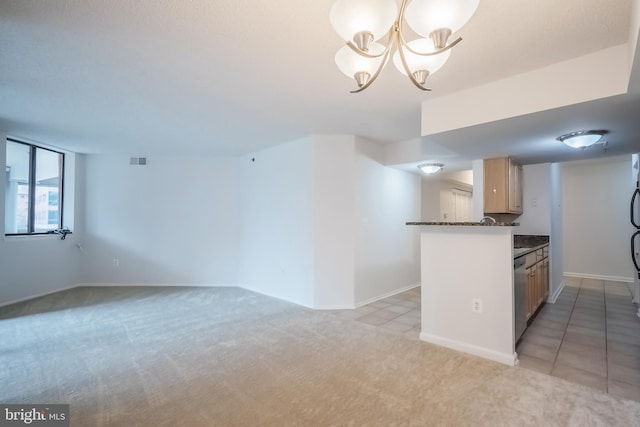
<box><xmin>5</xmin><ymin>139</ymin><xmax>64</xmax><ymax>235</ymax></box>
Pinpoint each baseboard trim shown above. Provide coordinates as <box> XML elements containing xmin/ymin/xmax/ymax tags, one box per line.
<box><xmin>236</xmin><ymin>284</ymin><xmax>314</xmax><ymax>309</ymax></box>
<box><xmin>547</xmin><ymin>281</ymin><xmax>565</xmax><ymax>304</ymax></box>
<box><xmin>563</xmin><ymin>272</ymin><xmax>633</xmax><ymax>283</ymax></box>
<box><xmin>76</xmin><ymin>283</ymin><xmax>237</xmax><ymax>288</ymax></box>
<box><xmin>419</xmin><ymin>332</ymin><xmax>517</xmax><ymax>366</ymax></box>
<box><xmin>1</xmin><ymin>281</ymin><xmax>421</xmax><ymax>312</ymax></box>
<box><xmin>313</xmin><ymin>303</ymin><xmax>357</xmax><ymax>310</ymax></box>
<box><xmin>354</xmin><ymin>283</ymin><xmax>420</xmax><ymax>309</ymax></box>
<box><xmin>0</xmin><ymin>284</ymin><xmax>78</xmax><ymax>308</ymax></box>
<box><xmin>0</xmin><ymin>283</ymin><xmax>238</xmax><ymax>308</ymax></box>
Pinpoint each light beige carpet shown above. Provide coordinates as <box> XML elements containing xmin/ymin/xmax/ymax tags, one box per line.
<box><xmin>1</xmin><ymin>286</ymin><xmax>639</xmax><ymax>426</ymax></box>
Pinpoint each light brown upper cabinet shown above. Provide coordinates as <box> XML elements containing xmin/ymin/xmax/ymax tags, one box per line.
<box><xmin>483</xmin><ymin>157</ymin><xmax>523</xmax><ymax>214</ymax></box>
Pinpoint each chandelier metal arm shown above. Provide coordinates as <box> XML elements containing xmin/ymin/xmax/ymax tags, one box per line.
<box><xmin>350</xmin><ymin>44</ymin><xmax>393</xmax><ymax>93</ymax></box>
<box><xmin>398</xmin><ymin>0</ymin><xmax>410</xmax><ymax>24</ymax></box>
<box><xmin>346</xmin><ymin>41</ymin><xmax>389</xmax><ymax>59</ymax></box>
<box><xmin>396</xmin><ymin>30</ymin><xmax>431</xmax><ymax>91</ymax></box>
<box><xmin>402</xmin><ymin>36</ymin><xmax>462</xmax><ymax>56</ymax></box>
<box><xmin>348</xmin><ymin>26</ymin><xmax>396</xmax><ymax>93</ymax></box>
<box><xmin>394</xmin><ymin>1</ymin><xmax>430</xmax><ymax>91</ymax></box>
<box><xmin>335</xmin><ymin>0</ymin><xmax>473</xmax><ymax>92</ymax></box>
<box><xmin>396</xmin><ymin>0</ymin><xmax>461</xmax><ymax>57</ymax></box>
<box><xmin>346</xmin><ymin>19</ymin><xmax>396</xmax><ymax>59</ymax></box>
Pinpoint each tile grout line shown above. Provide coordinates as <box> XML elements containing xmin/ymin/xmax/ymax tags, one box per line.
<box><xmin>354</xmin><ymin>293</ymin><xmax>422</xmax><ymax>333</ymax></box>
<box><xmin>550</xmin><ymin>280</ymin><xmax>581</xmax><ymax>372</ymax></box>
<box><xmin>518</xmin><ymin>280</ymin><xmax>639</xmax><ymax>400</ymax></box>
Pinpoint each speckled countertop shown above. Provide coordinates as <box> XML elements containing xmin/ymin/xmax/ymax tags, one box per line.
<box><xmin>514</xmin><ymin>234</ymin><xmax>549</xmax><ymax>247</ymax></box>
<box><xmin>405</xmin><ymin>221</ymin><xmax>520</xmax><ymax>226</ymax></box>
<box><xmin>513</xmin><ymin>235</ymin><xmax>550</xmax><ymax>258</ymax></box>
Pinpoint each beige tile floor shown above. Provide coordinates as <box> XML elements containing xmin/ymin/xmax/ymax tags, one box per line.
<box><xmin>331</xmin><ymin>286</ymin><xmax>422</xmax><ymax>340</ymax></box>
<box><xmin>330</xmin><ymin>279</ymin><xmax>640</xmax><ymax>403</ymax></box>
<box><xmin>517</xmin><ymin>277</ymin><xmax>640</xmax><ymax>402</ymax></box>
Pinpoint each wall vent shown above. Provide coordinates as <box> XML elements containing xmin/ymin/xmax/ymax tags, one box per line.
<box><xmin>130</xmin><ymin>157</ymin><xmax>147</xmax><ymax>165</ymax></box>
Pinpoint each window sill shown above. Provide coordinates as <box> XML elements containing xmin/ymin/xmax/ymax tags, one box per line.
<box><xmin>4</xmin><ymin>233</ymin><xmax>73</xmax><ymax>242</ymax></box>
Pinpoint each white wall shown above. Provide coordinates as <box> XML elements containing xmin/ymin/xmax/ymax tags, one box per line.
<box><xmin>241</xmin><ymin>135</ymin><xmax>421</xmax><ymax>309</ymax></box>
<box><xmin>420</xmin><ymin>226</ymin><xmax>516</xmax><ymax>365</ymax></box>
<box><xmin>2</xmin><ymin>132</ymin><xmax>421</xmax><ymax>310</ymax></box>
<box><xmin>421</xmin><ymin>45</ymin><xmax>628</xmax><ymax>136</ymax></box>
<box><xmin>517</xmin><ymin>163</ymin><xmax>552</xmax><ymax>235</ymax></box>
<box><xmin>444</xmin><ymin>170</ymin><xmax>473</xmax><ymax>186</ymax></box>
<box><xmin>563</xmin><ymin>156</ymin><xmax>633</xmax><ymax>281</ymax></box>
<box><xmin>421</xmin><ymin>179</ymin><xmax>439</xmax><ymax>221</ymax></box>
<box><xmin>354</xmin><ymin>137</ymin><xmax>421</xmax><ymax>305</ymax></box>
<box><xmin>313</xmin><ymin>136</ymin><xmax>356</xmax><ymax>308</ymax></box>
<box><xmin>0</xmin><ymin>134</ymin><xmax>82</xmax><ymax>305</ymax></box>
<box><xmin>472</xmin><ymin>159</ymin><xmax>484</xmax><ymax>221</ymax></box>
<box><xmin>549</xmin><ymin>162</ymin><xmax>564</xmax><ymax>300</ymax></box>
<box><xmin>81</xmin><ymin>154</ymin><xmax>241</xmax><ymax>286</ymax></box>
<box><xmin>240</xmin><ymin>137</ymin><xmax>315</xmax><ymax>307</ymax></box>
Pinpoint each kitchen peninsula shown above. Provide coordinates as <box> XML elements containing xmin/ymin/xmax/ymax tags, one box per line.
<box><xmin>407</xmin><ymin>221</ymin><xmax>520</xmax><ymax>366</ymax></box>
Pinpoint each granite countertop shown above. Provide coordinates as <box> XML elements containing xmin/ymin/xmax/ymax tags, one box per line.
<box><xmin>406</xmin><ymin>221</ymin><xmax>520</xmax><ymax>226</ymax></box>
<box><xmin>514</xmin><ymin>234</ymin><xmax>549</xmax><ymax>247</ymax></box>
<box><xmin>513</xmin><ymin>235</ymin><xmax>550</xmax><ymax>258</ymax></box>
<box><xmin>513</xmin><ymin>243</ymin><xmax>548</xmax><ymax>258</ymax></box>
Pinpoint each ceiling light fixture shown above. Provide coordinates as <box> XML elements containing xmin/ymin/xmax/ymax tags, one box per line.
<box><xmin>330</xmin><ymin>0</ymin><xmax>480</xmax><ymax>93</ymax></box>
<box><xmin>418</xmin><ymin>163</ymin><xmax>444</xmax><ymax>174</ymax></box>
<box><xmin>556</xmin><ymin>130</ymin><xmax>607</xmax><ymax>149</ymax></box>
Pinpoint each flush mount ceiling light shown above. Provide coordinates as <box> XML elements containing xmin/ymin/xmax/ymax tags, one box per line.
<box><xmin>330</xmin><ymin>0</ymin><xmax>480</xmax><ymax>93</ymax></box>
<box><xmin>556</xmin><ymin>130</ymin><xmax>608</xmax><ymax>149</ymax></box>
<box><xmin>418</xmin><ymin>163</ymin><xmax>444</xmax><ymax>174</ymax></box>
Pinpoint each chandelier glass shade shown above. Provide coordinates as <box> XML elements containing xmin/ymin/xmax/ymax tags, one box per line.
<box><xmin>335</xmin><ymin>42</ymin><xmax>387</xmax><ymax>87</ymax></box>
<box><xmin>392</xmin><ymin>37</ymin><xmax>451</xmax><ymax>83</ymax></box>
<box><xmin>405</xmin><ymin>0</ymin><xmax>480</xmax><ymax>39</ymax></box>
<box><xmin>330</xmin><ymin>0</ymin><xmax>480</xmax><ymax>93</ymax></box>
<box><xmin>330</xmin><ymin>0</ymin><xmax>398</xmax><ymax>43</ymax></box>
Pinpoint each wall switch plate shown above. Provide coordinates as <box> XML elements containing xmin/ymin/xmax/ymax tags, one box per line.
<box><xmin>113</xmin><ymin>258</ymin><xmax>119</xmax><ymax>267</ymax></box>
<box><xmin>472</xmin><ymin>298</ymin><xmax>483</xmax><ymax>314</ymax></box>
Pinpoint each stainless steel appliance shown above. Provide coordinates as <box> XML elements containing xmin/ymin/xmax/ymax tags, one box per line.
<box><xmin>630</xmin><ymin>153</ymin><xmax>640</xmax><ymax>316</ymax></box>
<box><xmin>514</xmin><ymin>255</ymin><xmax>527</xmax><ymax>342</ymax></box>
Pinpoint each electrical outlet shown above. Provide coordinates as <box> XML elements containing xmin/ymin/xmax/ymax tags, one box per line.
<box><xmin>472</xmin><ymin>298</ymin><xmax>483</xmax><ymax>314</ymax></box>
<box><xmin>113</xmin><ymin>258</ymin><xmax>119</xmax><ymax>268</ymax></box>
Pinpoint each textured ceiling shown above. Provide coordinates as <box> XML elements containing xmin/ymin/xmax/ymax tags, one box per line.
<box><xmin>0</xmin><ymin>0</ymin><xmax>636</xmax><ymax>161</ymax></box>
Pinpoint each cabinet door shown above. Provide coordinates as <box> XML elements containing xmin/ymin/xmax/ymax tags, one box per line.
<box><xmin>542</xmin><ymin>258</ymin><xmax>549</xmax><ymax>300</ymax></box>
<box><xmin>508</xmin><ymin>160</ymin><xmax>523</xmax><ymax>214</ymax></box>
<box><xmin>484</xmin><ymin>158</ymin><xmax>508</xmax><ymax>213</ymax></box>
<box><xmin>526</xmin><ymin>266</ymin><xmax>536</xmax><ymax>319</ymax></box>
<box><xmin>535</xmin><ymin>262</ymin><xmax>544</xmax><ymax>306</ymax></box>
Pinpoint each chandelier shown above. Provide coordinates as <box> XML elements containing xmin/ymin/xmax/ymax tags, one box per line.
<box><xmin>330</xmin><ymin>0</ymin><xmax>480</xmax><ymax>93</ymax></box>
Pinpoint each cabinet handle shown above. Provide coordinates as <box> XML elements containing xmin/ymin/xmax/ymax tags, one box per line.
<box><xmin>492</xmin><ymin>188</ymin><xmax>497</xmax><ymax>193</ymax></box>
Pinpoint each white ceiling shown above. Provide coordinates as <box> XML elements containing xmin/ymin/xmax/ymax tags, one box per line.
<box><xmin>1</xmin><ymin>0</ymin><xmax>639</xmax><ymax>170</ymax></box>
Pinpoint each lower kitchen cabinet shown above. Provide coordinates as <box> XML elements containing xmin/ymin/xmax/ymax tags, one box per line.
<box><xmin>525</xmin><ymin>247</ymin><xmax>549</xmax><ymax>320</ymax></box>
<box><xmin>526</xmin><ymin>263</ymin><xmax>535</xmax><ymax>318</ymax></box>
<box><xmin>542</xmin><ymin>257</ymin><xmax>549</xmax><ymax>301</ymax></box>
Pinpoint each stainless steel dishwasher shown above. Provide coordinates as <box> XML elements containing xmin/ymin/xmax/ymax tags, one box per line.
<box><xmin>514</xmin><ymin>256</ymin><xmax>527</xmax><ymax>343</ymax></box>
